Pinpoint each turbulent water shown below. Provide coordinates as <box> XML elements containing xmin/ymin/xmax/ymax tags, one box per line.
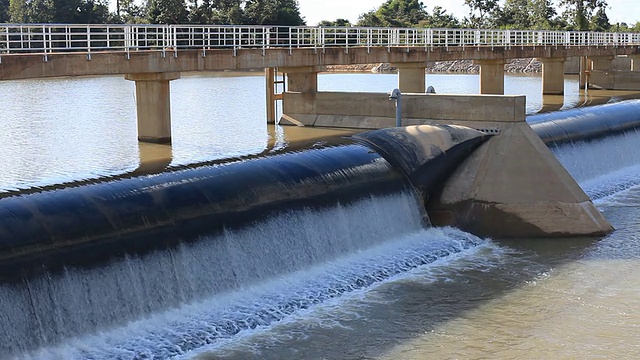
<box><xmin>3</xmin><ymin>74</ymin><xmax>640</xmax><ymax>359</ymax></box>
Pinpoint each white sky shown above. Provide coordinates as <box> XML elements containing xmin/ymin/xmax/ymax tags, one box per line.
<box><xmin>298</xmin><ymin>0</ymin><xmax>639</xmax><ymax>26</ymax></box>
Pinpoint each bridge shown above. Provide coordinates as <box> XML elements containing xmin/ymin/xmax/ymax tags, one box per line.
<box><xmin>2</xmin><ymin>24</ymin><xmax>640</xmax><ymax>142</ymax></box>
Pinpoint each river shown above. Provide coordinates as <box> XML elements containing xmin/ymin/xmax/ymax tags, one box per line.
<box><xmin>1</xmin><ymin>72</ymin><xmax>640</xmax><ymax>359</ymax></box>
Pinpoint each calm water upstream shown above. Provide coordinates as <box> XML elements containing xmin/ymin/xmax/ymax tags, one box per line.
<box><xmin>2</xmin><ymin>72</ymin><xmax>640</xmax><ymax>359</ymax></box>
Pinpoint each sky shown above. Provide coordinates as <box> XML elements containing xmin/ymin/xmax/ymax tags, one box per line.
<box><xmin>297</xmin><ymin>0</ymin><xmax>639</xmax><ymax>26</ymax></box>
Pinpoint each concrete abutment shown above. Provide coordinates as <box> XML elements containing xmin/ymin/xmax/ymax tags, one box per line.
<box><xmin>280</xmin><ymin>89</ymin><xmax>613</xmax><ymax>238</ymax></box>
<box><xmin>125</xmin><ymin>72</ymin><xmax>180</xmax><ymax>144</ymax></box>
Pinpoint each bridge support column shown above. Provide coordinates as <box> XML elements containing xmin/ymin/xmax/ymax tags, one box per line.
<box><xmin>475</xmin><ymin>59</ymin><xmax>506</xmax><ymax>95</ymax></box>
<box><xmin>394</xmin><ymin>62</ymin><xmax>426</xmax><ymax>93</ymax></box>
<box><xmin>538</xmin><ymin>57</ymin><xmax>565</xmax><ymax>95</ymax></box>
<box><xmin>630</xmin><ymin>55</ymin><xmax>640</xmax><ymax>71</ymax></box>
<box><xmin>125</xmin><ymin>72</ymin><xmax>180</xmax><ymax>144</ymax></box>
<box><xmin>579</xmin><ymin>56</ymin><xmax>589</xmax><ymax>89</ymax></box>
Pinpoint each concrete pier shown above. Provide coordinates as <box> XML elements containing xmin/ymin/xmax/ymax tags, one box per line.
<box><xmin>539</xmin><ymin>57</ymin><xmax>565</xmax><ymax>95</ymax></box>
<box><xmin>395</xmin><ymin>62</ymin><xmax>426</xmax><ymax>93</ymax></box>
<box><xmin>125</xmin><ymin>72</ymin><xmax>180</xmax><ymax>143</ymax></box>
<box><xmin>475</xmin><ymin>59</ymin><xmax>506</xmax><ymax>95</ymax></box>
<box><xmin>631</xmin><ymin>55</ymin><xmax>640</xmax><ymax>71</ymax></box>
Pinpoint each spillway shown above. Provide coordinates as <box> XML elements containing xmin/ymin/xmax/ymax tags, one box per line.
<box><xmin>0</xmin><ymin>125</ymin><xmax>488</xmax><ymax>358</ymax></box>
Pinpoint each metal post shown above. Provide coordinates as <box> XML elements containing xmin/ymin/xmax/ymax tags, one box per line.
<box><xmin>389</xmin><ymin>89</ymin><xmax>402</xmax><ymax>127</ymax></box>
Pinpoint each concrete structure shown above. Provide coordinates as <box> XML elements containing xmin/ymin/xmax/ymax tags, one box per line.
<box><xmin>2</xmin><ymin>24</ymin><xmax>640</xmax><ymax>142</ymax></box>
<box><xmin>280</xmin><ymin>91</ymin><xmax>525</xmax><ymax>128</ymax></box>
<box><xmin>395</xmin><ymin>62</ymin><xmax>426</xmax><ymax>93</ymax></box>
<box><xmin>475</xmin><ymin>59</ymin><xmax>506</xmax><ymax>95</ymax></box>
<box><xmin>427</xmin><ymin>116</ymin><xmax>613</xmax><ymax>238</ymax></box>
<box><xmin>538</xmin><ymin>57</ymin><xmax>565</xmax><ymax>95</ymax></box>
<box><xmin>125</xmin><ymin>72</ymin><xmax>180</xmax><ymax>143</ymax></box>
<box><xmin>587</xmin><ymin>55</ymin><xmax>640</xmax><ymax>90</ymax></box>
<box><xmin>280</xmin><ymin>90</ymin><xmax>612</xmax><ymax>238</ymax></box>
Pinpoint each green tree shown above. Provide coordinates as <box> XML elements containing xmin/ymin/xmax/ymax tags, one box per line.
<box><xmin>559</xmin><ymin>0</ymin><xmax>607</xmax><ymax>30</ymax></box>
<box><xmin>147</xmin><ymin>0</ymin><xmax>188</xmax><ymax>23</ymax></box>
<box><xmin>0</xmin><ymin>0</ymin><xmax>9</xmax><ymax>22</ymax></box>
<box><xmin>498</xmin><ymin>0</ymin><xmax>557</xmax><ymax>29</ymax></box>
<box><xmin>464</xmin><ymin>0</ymin><xmax>499</xmax><ymax>28</ymax></box>
<box><xmin>419</xmin><ymin>6</ymin><xmax>460</xmax><ymax>28</ymax></box>
<box><xmin>208</xmin><ymin>0</ymin><xmax>244</xmax><ymax>24</ymax></box>
<box><xmin>590</xmin><ymin>7</ymin><xmax>610</xmax><ymax>31</ymax></box>
<box><xmin>244</xmin><ymin>0</ymin><xmax>304</xmax><ymax>26</ymax></box>
<box><xmin>357</xmin><ymin>0</ymin><xmax>427</xmax><ymax>27</ymax></box>
<box><xmin>357</xmin><ymin>10</ymin><xmax>384</xmax><ymax>27</ymax></box>
<box><xmin>8</xmin><ymin>0</ymin><xmax>26</xmax><ymax>22</ymax></box>
<box><xmin>317</xmin><ymin>18</ymin><xmax>351</xmax><ymax>27</ymax></box>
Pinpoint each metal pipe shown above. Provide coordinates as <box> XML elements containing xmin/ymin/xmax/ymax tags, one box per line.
<box><xmin>389</xmin><ymin>88</ymin><xmax>402</xmax><ymax>127</ymax></box>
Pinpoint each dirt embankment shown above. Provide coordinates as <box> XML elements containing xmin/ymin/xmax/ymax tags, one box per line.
<box><xmin>326</xmin><ymin>58</ymin><xmax>542</xmax><ymax>74</ymax></box>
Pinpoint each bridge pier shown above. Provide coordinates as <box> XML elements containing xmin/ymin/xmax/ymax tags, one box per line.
<box><xmin>538</xmin><ymin>57</ymin><xmax>565</xmax><ymax>95</ymax></box>
<box><xmin>630</xmin><ymin>55</ymin><xmax>640</xmax><ymax>71</ymax></box>
<box><xmin>125</xmin><ymin>72</ymin><xmax>180</xmax><ymax>144</ymax></box>
<box><xmin>475</xmin><ymin>59</ymin><xmax>506</xmax><ymax>95</ymax></box>
<box><xmin>394</xmin><ymin>62</ymin><xmax>426</xmax><ymax>93</ymax></box>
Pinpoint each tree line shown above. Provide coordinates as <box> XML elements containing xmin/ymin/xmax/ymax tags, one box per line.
<box><xmin>1</xmin><ymin>0</ymin><xmax>639</xmax><ymax>33</ymax></box>
<box><xmin>0</xmin><ymin>0</ymin><xmax>304</xmax><ymax>25</ymax></box>
<box><xmin>327</xmin><ymin>0</ymin><xmax>640</xmax><ymax>32</ymax></box>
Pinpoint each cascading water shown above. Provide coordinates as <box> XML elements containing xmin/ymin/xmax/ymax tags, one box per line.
<box><xmin>549</xmin><ymin>128</ymin><xmax>640</xmax><ymax>200</ymax></box>
<box><xmin>1</xmin><ymin>190</ymin><xmax>483</xmax><ymax>359</ymax></box>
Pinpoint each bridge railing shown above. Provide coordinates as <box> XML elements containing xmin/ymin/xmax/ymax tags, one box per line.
<box><xmin>1</xmin><ymin>24</ymin><xmax>640</xmax><ymax>56</ymax></box>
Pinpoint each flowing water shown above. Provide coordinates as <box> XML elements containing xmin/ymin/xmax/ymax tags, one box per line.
<box><xmin>1</xmin><ymin>72</ymin><xmax>640</xmax><ymax>359</ymax></box>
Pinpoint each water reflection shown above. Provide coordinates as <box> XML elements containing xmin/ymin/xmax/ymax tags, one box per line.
<box><xmin>1</xmin><ymin>72</ymin><xmax>640</xmax><ymax>193</ymax></box>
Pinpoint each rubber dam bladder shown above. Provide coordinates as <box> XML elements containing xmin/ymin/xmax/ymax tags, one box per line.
<box><xmin>0</xmin><ymin>124</ymin><xmax>490</xmax><ymax>357</ymax></box>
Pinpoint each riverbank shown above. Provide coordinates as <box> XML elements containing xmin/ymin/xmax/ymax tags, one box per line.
<box><xmin>325</xmin><ymin>58</ymin><xmax>542</xmax><ymax>74</ymax></box>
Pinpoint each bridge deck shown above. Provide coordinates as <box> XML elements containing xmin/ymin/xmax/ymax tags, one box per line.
<box><xmin>1</xmin><ymin>24</ymin><xmax>640</xmax><ymax>80</ymax></box>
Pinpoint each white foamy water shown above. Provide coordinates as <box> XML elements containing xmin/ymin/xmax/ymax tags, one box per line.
<box><xmin>1</xmin><ymin>191</ymin><xmax>487</xmax><ymax>359</ymax></box>
<box><xmin>550</xmin><ymin>128</ymin><xmax>640</xmax><ymax>200</ymax></box>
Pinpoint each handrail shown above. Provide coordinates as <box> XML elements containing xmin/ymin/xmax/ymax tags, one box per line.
<box><xmin>1</xmin><ymin>24</ymin><xmax>640</xmax><ymax>56</ymax></box>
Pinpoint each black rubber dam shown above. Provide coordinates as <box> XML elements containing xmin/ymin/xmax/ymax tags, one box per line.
<box><xmin>2</xmin><ymin>100</ymin><xmax>638</xmax><ymax>358</ymax></box>
<box><xmin>529</xmin><ymin>99</ymin><xmax>640</xmax><ymax>145</ymax></box>
<box><xmin>0</xmin><ymin>125</ymin><xmax>487</xmax><ymax>282</ymax></box>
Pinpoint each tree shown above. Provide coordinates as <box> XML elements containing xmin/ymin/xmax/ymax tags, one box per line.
<box><xmin>559</xmin><ymin>0</ymin><xmax>607</xmax><ymax>30</ymax></box>
<box><xmin>590</xmin><ymin>7</ymin><xmax>610</xmax><ymax>31</ymax></box>
<box><xmin>419</xmin><ymin>6</ymin><xmax>460</xmax><ymax>28</ymax></box>
<box><xmin>147</xmin><ymin>0</ymin><xmax>188</xmax><ymax>23</ymax></box>
<box><xmin>356</xmin><ymin>0</ymin><xmax>427</xmax><ymax>27</ymax></box>
<box><xmin>317</xmin><ymin>18</ymin><xmax>351</xmax><ymax>27</ymax></box>
<box><xmin>357</xmin><ymin>10</ymin><xmax>384</xmax><ymax>27</ymax></box>
<box><xmin>0</xmin><ymin>0</ymin><xmax>9</xmax><ymax>22</ymax></box>
<box><xmin>498</xmin><ymin>0</ymin><xmax>557</xmax><ymax>29</ymax></box>
<box><xmin>111</xmin><ymin>0</ymin><xmax>147</xmax><ymax>23</ymax></box>
<box><xmin>464</xmin><ymin>0</ymin><xmax>499</xmax><ymax>28</ymax></box>
<box><xmin>377</xmin><ymin>0</ymin><xmax>427</xmax><ymax>27</ymax></box>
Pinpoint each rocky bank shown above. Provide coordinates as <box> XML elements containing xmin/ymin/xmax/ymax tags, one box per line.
<box><xmin>325</xmin><ymin>58</ymin><xmax>542</xmax><ymax>74</ymax></box>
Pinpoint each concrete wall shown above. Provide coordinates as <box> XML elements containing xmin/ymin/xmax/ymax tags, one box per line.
<box><xmin>282</xmin><ymin>92</ymin><xmax>525</xmax><ymax>129</ymax></box>
<box><xmin>590</xmin><ymin>70</ymin><xmax>640</xmax><ymax>90</ymax></box>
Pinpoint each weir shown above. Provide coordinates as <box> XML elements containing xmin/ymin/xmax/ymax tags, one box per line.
<box><xmin>0</xmin><ymin>125</ymin><xmax>486</xmax><ymax>357</ymax></box>
<box><xmin>0</xmin><ymin>100</ymin><xmax>636</xmax><ymax>358</ymax></box>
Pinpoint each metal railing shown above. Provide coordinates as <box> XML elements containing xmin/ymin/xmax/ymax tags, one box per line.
<box><xmin>1</xmin><ymin>24</ymin><xmax>640</xmax><ymax>57</ymax></box>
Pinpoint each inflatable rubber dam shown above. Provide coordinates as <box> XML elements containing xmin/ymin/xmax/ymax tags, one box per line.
<box><xmin>2</xmin><ymin>100</ymin><xmax>639</xmax><ymax>358</ymax></box>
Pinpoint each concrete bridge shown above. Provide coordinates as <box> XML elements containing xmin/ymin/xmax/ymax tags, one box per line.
<box><xmin>2</xmin><ymin>24</ymin><xmax>640</xmax><ymax>142</ymax></box>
